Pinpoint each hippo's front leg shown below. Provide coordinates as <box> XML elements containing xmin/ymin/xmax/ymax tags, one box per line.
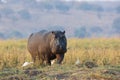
<box><xmin>56</xmin><ymin>53</ymin><xmax>64</xmax><ymax>64</ymax></box>
<box><xmin>45</xmin><ymin>55</ymin><xmax>51</xmax><ymax>65</ymax></box>
<box><xmin>46</xmin><ymin>59</ymin><xmax>51</xmax><ymax>65</ymax></box>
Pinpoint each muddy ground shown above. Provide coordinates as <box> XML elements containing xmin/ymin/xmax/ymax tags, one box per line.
<box><xmin>0</xmin><ymin>64</ymin><xmax>120</xmax><ymax>80</ymax></box>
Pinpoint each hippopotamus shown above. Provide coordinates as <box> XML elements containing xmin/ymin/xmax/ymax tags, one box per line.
<box><xmin>27</xmin><ymin>30</ymin><xmax>67</xmax><ymax>65</ymax></box>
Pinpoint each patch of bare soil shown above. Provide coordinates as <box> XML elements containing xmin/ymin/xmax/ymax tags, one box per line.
<box><xmin>101</xmin><ymin>69</ymin><xmax>120</xmax><ymax>79</ymax></box>
<box><xmin>0</xmin><ymin>66</ymin><xmax>120</xmax><ymax>80</ymax></box>
<box><xmin>84</xmin><ymin>61</ymin><xmax>98</xmax><ymax>68</ymax></box>
<box><xmin>50</xmin><ymin>72</ymin><xmax>73</xmax><ymax>80</ymax></box>
<box><xmin>102</xmin><ymin>69</ymin><xmax>120</xmax><ymax>75</ymax></box>
<box><xmin>24</xmin><ymin>69</ymin><xmax>42</xmax><ymax>77</ymax></box>
<box><xmin>1</xmin><ymin>75</ymin><xmax>25</xmax><ymax>80</ymax></box>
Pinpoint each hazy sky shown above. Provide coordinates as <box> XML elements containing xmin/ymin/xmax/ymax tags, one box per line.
<box><xmin>0</xmin><ymin>0</ymin><xmax>119</xmax><ymax>3</ymax></box>
<box><xmin>64</xmin><ymin>0</ymin><xmax>118</xmax><ymax>1</ymax></box>
<box><xmin>35</xmin><ymin>0</ymin><xmax>116</xmax><ymax>1</ymax></box>
<box><xmin>0</xmin><ymin>0</ymin><xmax>120</xmax><ymax>38</ymax></box>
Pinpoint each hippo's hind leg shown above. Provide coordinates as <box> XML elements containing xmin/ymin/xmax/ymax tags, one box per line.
<box><xmin>30</xmin><ymin>53</ymin><xmax>36</xmax><ymax>63</ymax></box>
<box><xmin>31</xmin><ymin>52</ymin><xmax>42</xmax><ymax>64</ymax></box>
<box><xmin>31</xmin><ymin>52</ymin><xmax>38</xmax><ymax>63</ymax></box>
<box><xmin>33</xmin><ymin>57</ymin><xmax>36</xmax><ymax>63</ymax></box>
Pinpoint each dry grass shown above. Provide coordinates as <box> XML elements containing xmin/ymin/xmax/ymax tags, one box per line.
<box><xmin>0</xmin><ymin>39</ymin><xmax>31</xmax><ymax>70</ymax></box>
<box><xmin>0</xmin><ymin>38</ymin><xmax>120</xmax><ymax>80</ymax></box>
<box><xmin>64</xmin><ymin>38</ymin><xmax>120</xmax><ymax>66</ymax></box>
<box><xmin>0</xmin><ymin>38</ymin><xmax>120</xmax><ymax>69</ymax></box>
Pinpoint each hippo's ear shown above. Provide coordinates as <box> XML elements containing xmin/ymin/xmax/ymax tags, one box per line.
<box><xmin>52</xmin><ymin>31</ymin><xmax>55</xmax><ymax>35</ymax></box>
<box><xmin>52</xmin><ymin>31</ymin><xmax>55</xmax><ymax>34</ymax></box>
<box><xmin>62</xmin><ymin>31</ymin><xmax>65</xmax><ymax>34</ymax></box>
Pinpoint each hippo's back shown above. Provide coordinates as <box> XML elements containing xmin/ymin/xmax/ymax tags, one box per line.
<box><xmin>27</xmin><ymin>30</ymin><xmax>48</xmax><ymax>55</ymax></box>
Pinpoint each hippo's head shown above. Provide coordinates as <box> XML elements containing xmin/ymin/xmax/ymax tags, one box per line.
<box><xmin>50</xmin><ymin>30</ymin><xmax>67</xmax><ymax>64</ymax></box>
<box><xmin>50</xmin><ymin>30</ymin><xmax>67</xmax><ymax>54</ymax></box>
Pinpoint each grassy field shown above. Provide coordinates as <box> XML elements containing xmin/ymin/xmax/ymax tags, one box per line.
<box><xmin>0</xmin><ymin>38</ymin><xmax>120</xmax><ymax>80</ymax></box>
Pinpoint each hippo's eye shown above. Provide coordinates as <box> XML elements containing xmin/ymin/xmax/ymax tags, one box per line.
<box><xmin>61</xmin><ymin>35</ymin><xmax>65</xmax><ymax>39</ymax></box>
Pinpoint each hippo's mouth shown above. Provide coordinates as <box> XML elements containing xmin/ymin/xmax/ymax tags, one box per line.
<box><xmin>52</xmin><ymin>47</ymin><xmax>67</xmax><ymax>54</ymax></box>
<box><xmin>56</xmin><ymin>48</ymin><xmax>67</xmax><ymax>53</ymax></box>
<box><xmin>57</xmin><ymin>47</ymin><xmax>67</xmax><ymax>52</ymax></box>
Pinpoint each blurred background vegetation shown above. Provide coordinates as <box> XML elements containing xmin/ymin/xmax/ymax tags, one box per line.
<box><xmin>0</xmin><ymin>0</ymin><xmax>120</xmax><ymax>39</ymax></box>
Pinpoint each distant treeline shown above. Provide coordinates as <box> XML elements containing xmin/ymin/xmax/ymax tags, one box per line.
<box><xmin>0</xmin><ymin>19</ymin><xmax>120</xmax><ymax>39</ymax></box>
<box><xmin>0</xmin><ymin>1</ymin><xmax>120</xmax><ymax>39</ymax></box>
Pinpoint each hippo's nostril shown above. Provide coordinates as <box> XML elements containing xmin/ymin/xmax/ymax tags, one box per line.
<box><xmin>57</xmin><ymin>45</ymin><xmax>60</xmax><ymax>49</ymax></box>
